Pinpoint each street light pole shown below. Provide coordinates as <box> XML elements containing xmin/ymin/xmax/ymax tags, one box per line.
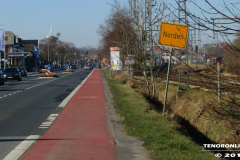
<box><xmin>47</xmin><ymin>39</ymin><xmax>59</xmax><ymax>65</ymax></box>
<box><xmin>48</xmin><ymin>42</ymin><xmax>50</xmax><ymax>64</ymax></box>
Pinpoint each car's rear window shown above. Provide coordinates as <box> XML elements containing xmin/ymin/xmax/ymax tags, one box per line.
<box><xmin>5</xmin><ymin>68</ymin><xmax>18</xmax><ymax>72</ymax></box>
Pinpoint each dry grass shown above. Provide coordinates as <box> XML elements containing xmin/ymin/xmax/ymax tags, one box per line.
<box><xmin>129</xmin><ymin>75</ymin><xmax>240</xmax><ymax>147</ymax></box>
<box><xmin>40</xmin><ymin>72</ymin><xmax>58</xmax><ymax>77</ymax></box>
<box><xmin>221</xmin><ymin>72</ymin><xmax>240</xmax><ymax>77</ymax></box>
<box><xmin>103</xmin><ymin>70</ymin><xmax>217</xmax><ymax>160</ymax></box>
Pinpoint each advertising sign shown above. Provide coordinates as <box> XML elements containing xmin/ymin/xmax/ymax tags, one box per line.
<box><xmin>110</xmin><ymin>47</ymin><xmax>120</xmax><ymax>70</ymax></box>
<box><xmin>0</xmin><ymin>30</ymin><xmax>4</xmax><ymax>51</ymax></box>
<box><xmin>159</xmin><ymin>22</ymin><xmax>188</xmax><ymax>49</ymax></box>
<box><xmin>34</xmin><ymin>46</ymin><xmax>40</xmax><ymax>58</ymax></box>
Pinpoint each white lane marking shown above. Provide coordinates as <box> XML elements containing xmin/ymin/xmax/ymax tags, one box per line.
<box><xmin>40</xmin><ymin>124</ymin><xmax>50</xmax><ymax>127</ymax></box>
<box><xmin>58</xmin><ymin>70</ymin><xmax>94</xmax><ymax>108</ymax></box>
<box><xmin>42</xmin><ymin>122</ymin><xmax>52</xmax><ymax>125</ymax></box>
<box><xmin>3</xmin><ymin>135</ymin><xmax>39</xmax><ymax>160</ymax></box>
<box><xmin>39</xmin><ymin>114</ymin><xmax>59</xmax><ymax>129</ymax></box>
<box><xmin>79</xmin><ymin>96</ymin><xmax>99</xmax><ymax>98</ymax></box>
<box><xmin>0</xmin><ymin>70</ymin><xmax>81</xmax><ymax>99</ymax></box>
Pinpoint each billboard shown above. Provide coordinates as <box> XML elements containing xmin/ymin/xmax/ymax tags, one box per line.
<box><xmin>0</xmin><ymin>30</ymin><xmax>4</xmax><ymax>51</ymax></box>
<box><xmin>110</xmin><ymin>47</ymin><xmax>121</xmax><ymax>70</ymax></box>
<box><xmin>34</xmin><ymin>46</ymin><xmax>40</xmax><ymax>58</ymax></box>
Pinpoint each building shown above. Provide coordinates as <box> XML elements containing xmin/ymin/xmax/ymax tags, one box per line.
<box><xmin>0</xmin><ymin>31</ymin><xmax>39</xmax><ymax>71</ymax></box>
<box><xmin>23</xmin><ymin>40</ymin><xmax>39</xmax><ymax>71</ymax></box>
<box><xmin>2</xmin><ymin>31</ymin><xmax>30</xmax><ymax>68</ymax></box>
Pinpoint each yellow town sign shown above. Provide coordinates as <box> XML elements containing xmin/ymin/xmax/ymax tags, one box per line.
<box><xmin>159</xmin><ymin>22</ymin><xmax>189</xmax><ymax>49</ymax></box>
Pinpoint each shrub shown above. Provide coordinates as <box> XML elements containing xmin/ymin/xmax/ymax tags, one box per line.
<box><xmin>40</xmin><ymin>72</ymin><xmax>58</xmax><ymax>77</ymax></box>
<box><xmin>63</xmin><ymin>69</ymin><xmax>74</xmax><ymax>72</ymax></box>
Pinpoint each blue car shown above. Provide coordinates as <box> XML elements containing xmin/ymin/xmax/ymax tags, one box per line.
<box><xmin>60</xmin><ymin>65</ymin><xmax>66</xmax><ymax>70</ymax></box>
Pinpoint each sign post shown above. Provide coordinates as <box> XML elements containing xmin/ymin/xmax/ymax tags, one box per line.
<box><xmin>67</xmin><ymin>64</ymin><xmax>70</xmax><ymax>71</ymax></box>
<box><xmin>0</xmin><ymin>30</ymin><xmax>4</xmax><ymax>69</ymax></box>
<box><xmin>110</xmin><ymin>47</ymin><xmax>120</xmax><ymax>77</ymax></box>
<box><xmin>159</xmin><ymin>22</ymin><xmax>188</xmax><ymax>114</ymax></box>
<box><xmin>159</xmin><ymin>22</ymin><xmax>188</xmax><ymax>49</ymax></box>
<box><xmin>124</xmin><ymin>53</ymin><xmax>135</xmax><ymax>82</ymax></box>
<box><xmin>46</xmin><ymin>65</ymin><xmax>51</xmax><ymax>75</ymax></box>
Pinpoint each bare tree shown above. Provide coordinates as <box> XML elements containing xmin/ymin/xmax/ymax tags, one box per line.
<box><xmin>98</xmin><ymin>0</ymin><xmax>167</xmax><ymax>97</ymax></box>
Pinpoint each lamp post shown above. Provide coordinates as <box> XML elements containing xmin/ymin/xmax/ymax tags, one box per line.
<box><xmin>47</xmin><ymin>40</ymin><xmax>58</xmax><ymax>65</ymax></box>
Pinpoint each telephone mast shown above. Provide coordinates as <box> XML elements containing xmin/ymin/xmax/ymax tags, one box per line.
<box><xmin>178</xmin><ymin>0</ymin><xmax>190</xmax><ymax>90</ymax></box>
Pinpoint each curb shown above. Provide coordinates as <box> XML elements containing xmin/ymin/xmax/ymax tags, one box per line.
<box><xmin>58</xmin><ymin>69</ymin><xmax>94</xmax><ymax>108</ymax></box>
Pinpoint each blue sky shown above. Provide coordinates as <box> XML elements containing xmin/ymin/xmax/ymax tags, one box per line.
<box><xmin>0</xmin><ymin>0</ymin><xmax>238</xmax><ymax>48</ymax></box>
<box><xmin>0</xmin><ymin>0</ymin><xmax>128</xmax><ymax>48</ymax></box>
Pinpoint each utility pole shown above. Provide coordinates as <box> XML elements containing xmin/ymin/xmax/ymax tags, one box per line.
<box><xmin>144</xmin><ymin>0</ymin><xmax>156</xmax><ymax>95</ymax></box>
<box><xmin>217</xmin><ymin>62</ymin><xmax>221</xmax><ymax>101</ymax></box>
<box><xmin>178</xmin><ymin>0</ymin><xmax>189</xmax><ymax>91</ymax></box>
<box><xmin>198</xmin><ymin>23</ymin><xmax>201</xmax><ymax>63</ymax></box>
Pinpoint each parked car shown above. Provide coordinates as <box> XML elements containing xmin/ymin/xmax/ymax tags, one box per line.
<box><xmin>0</xmin><ymin>68</ymin><xmax>7</xmax><ymax>81</ymax></box>
<box><xmin>88</xmin><ymin>63</ymin><xmax>93</xmax><ymax>69</ymax></box>
<box><xmin>18</xmin><ymin>67</ymin><xmax>26</xmax><ymax>77</ymax></box>
<box><xmin>60</xmin><ymin>65</ymin><xmax>66</xmax><ymax>70</ymax></box>
<box><xmin>70</xmin><ymin>65</ymin><xmax>76</xmax><ymax>69</ymax></box>
<box><xmin>39</xmin><ymin>66</ymin><xmax>46</xmax><ymax>73</ymax></box>
<box><xmin>4</xmin><ymin>67</ymin><xmax>21</xmax><ymax>81</ymax></box>
<box><xmin>0</xmin><ymin>70</ymin><xmax>5</xmax><ymax>85</ymax></box>
<box><xmin>19</xmin><ymin>67</ymin><xmax>27</xmax><ymax>77</ymax></box>
<box><xmin>84</xmin><ymin>65</ymin><xmax>91</xmax><ymax>70</ymax></box>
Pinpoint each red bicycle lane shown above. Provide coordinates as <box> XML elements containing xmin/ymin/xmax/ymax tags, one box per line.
<box><xmin>21</xmin><ymin>70</ymin><xmax>117</xmax><ymax>160</ymax></box>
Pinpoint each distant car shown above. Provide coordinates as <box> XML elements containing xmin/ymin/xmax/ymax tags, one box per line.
<box><xmin>0</xmin><ymin>70</ymin><xmax>5</xmax><ymax>85</ymax></box>
<box><xmin>84</xmin><ymin>65</ymin><xmax>91</xmax><ymax>70</ymax></box>
<box><xmin>19</xmin><ymin>67</ymin><xmax>24</xmax><ymax>77</ymax></box>
<box><xmin>70</xmin><ymin>65</ymin><xmax>76</xmax><ymax>69</ymax></box>
<box><xmin>39</xmin><ymin>66</ymin><xmax>46</xmax><ymax>73</ymax></box>
<box><xmin>22</xmin><ymin>67</ymin><xmax>27</xmax><ymax>76</ymax></box>
<box><xmin>19</xmin><ymin>67</ymin><xmax>27</xmax><ymax>77</ymax></box>
<box><xmin>88</xmin><ymin>63</ymin><xmax>93</xmax><ymax>69</ymax></box>
<box><xmin>0</xmin><ymin>68</ymin><xmax>7</xmax><ymax>81</ymax></box>
<box><xmin>60</xmin><ymin>65</ymin><xmax>66</xmax><ymax>70</ymax></box>
<box><xmin>4</xmin><ymin>67</ymin><xmax>21</xmax><ymax>81</ymax></box>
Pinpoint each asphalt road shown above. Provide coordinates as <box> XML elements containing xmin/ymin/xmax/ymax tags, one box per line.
<box><xmin>0</xmin><ymin>69</ymin><xmax>92</xmax><ymax>160</ymax></box>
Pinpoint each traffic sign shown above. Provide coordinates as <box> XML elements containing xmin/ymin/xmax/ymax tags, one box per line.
<box><xmin>159</xmin><ymin>22</ymin><xmax>188</xmax><ymax>49</ymax></box>
<box><xmin>125</xmin><ymin>61</ymin><xmax>135</xmax><ymax>65</ymax></box>
<box><xmin>124</xmin><ymin>53</ymin><xmax>131</xmax><ymax>60</ymax></box>
<box><xmin>124</xmin><ymin>53</ymin><xmax>135</xmax><ymax>65</ymax></box>
<box><xmin>46</xmin><ymin>70</ymin><xmax>51</xmax><ymax>75</ymax></box>
<box><xmin>46</xmin><ymin>65</ymin><xmax>51</xmax><ymax>70</ymax></box>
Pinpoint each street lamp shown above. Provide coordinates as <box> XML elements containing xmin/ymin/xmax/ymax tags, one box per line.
<box><xmin>47</xmin><ymin>40</ymin><xmax>59</xmax><ymax>65</ymax></box>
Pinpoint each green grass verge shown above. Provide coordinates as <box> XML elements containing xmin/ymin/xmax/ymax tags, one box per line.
<box><xmin>102</xmin><ymin>70</ymin><xmax>216</xmax><ymax>160</ymax></box>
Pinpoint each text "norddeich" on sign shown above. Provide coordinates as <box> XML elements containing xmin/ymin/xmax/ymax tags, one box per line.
<box><xmin>159</xmin><ymin>22</ymin><xmax>188</xmax><ymax>49</ymax></box>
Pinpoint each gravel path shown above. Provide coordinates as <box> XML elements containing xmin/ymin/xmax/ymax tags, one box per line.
<box><xmin>101</xmin><ymin>71</ymin><xmax>150</xmax><ymax>160</ymax></box>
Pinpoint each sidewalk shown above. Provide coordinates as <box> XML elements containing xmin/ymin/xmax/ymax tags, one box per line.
<box><xmin>27</xmin><ymin>72</ymin><xmax>39</xmax><ymax>75</ymax></box>
<box><xmin>21</xmin><ymin>70</ymin><xmax>117</xmax><ymax>160</ymax></box>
